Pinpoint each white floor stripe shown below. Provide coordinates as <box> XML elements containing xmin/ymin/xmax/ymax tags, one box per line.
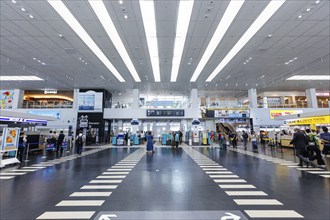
<box><xmin>214</xmin><ymin>179</ymin><xmax>246</xmax><ymax>183</ymax></box>
<box><xmin>21</xmin><ymin>166</ymin><xmax>45</xmax><ymax>169</ymax></box>
<box><xmin>288</xmin><ymin>165</ymin><xmax>301</xmax><ymax>168</ymax></box>
<box><xmin>107</xmin><ymin>169</ymin><xmax>132</xmax><ymax>171</ymax></box>
<box><xmin>209</xmin><ymin>175</ymin><xmax>239</xmax><ymax>178</ymax></box>
<box><xmin>96</xmin><ymin>175</ymin><xmax>126</xmax><ymax>179</ymax></box>
<box><xmin>36</xmin><ymin>211</ymin><xmax>95</xmax><ymax>219</ymax></box>
<box><xmin>70</xmin><ymin>192</ymin><xmax>112</xmax><ymax>197</ymax></box>
<box><xmin>206</xmin><ymin>171</ymin><xmax>233</xmax><ymax>174</ymax></box>
<box><xmin>200</xmin><ymin>166</ymin><xmax>223</xmax><ymax>168</ymax></box>
<box><xmin>111</xmin><ymin>166</ymin><xmax>135</xmax><ymax>168</ymax></box>
<box><xmin>225</xmin><ymin>191</ymin><xmax>268</xmax><ymax>196</ymax></box>
<box><xmin>202</xmin><ymin>168</ymin><xmax>227</xmax><ymax>171</ymax></box>
<box><xmin>320</xmin><ymin>175</ymin><xmax>330</xmax><ymax>178</ymax></box>
<box><xmin>116</xmin><ymin>164</ymin><xmax>136</xmax><ymax>166</ymax></box>
<box><xmin>0</xmin><ymin>172</ymin><xmax>27</xmax><ymax>175</ymax></box>
<box><xmin>244</xmin><ymin>210</ymin><xmax>304</xmax><ymax>218</ymax></box>
<box><xmin>296</xmin><ymin>168</ymin><xmax>323</xmax><ymax>171</ymax></box>
<box><xmin>308</xmin><ymin>171</ymin><xmax>330</xmax><ymax>174</ymax></box>
<box><xmin>103</xmin><ymin>172</ymin><xmax>130</xmax><ymax>175</ymax></box>
<box><xmin>0</xmin><ymin>176</ymin><xmax>15</xmax><ymax>179</ymax></box>
<box><xmin>56</xmin><ymin>200</ymin><xmax>104</xmax><ymax>206</ymax></box>
<box><xmin>219</xmin><ymin>184</ymin><xmax>256</xmax><ymax>189</ymax></box>
<box><xmin>11</xmin><ymin>169</ymin><xmax>37</xmax><ymax>172</ymax></box>
<box><xmin>234</xmin><ymin>199</ymin><xmax>283</xmax><ymax>205</ymax></box>
<box><xmin>81</xmin><ymin>185</ymin><xmax>117</xmax><ymax>189</ymax></box>
<box><xmin>90</xmin><ymin>180</ymin><xmax>122</xmax><ymax>184</ymax></box>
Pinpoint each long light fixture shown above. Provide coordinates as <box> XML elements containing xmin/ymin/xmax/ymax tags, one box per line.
<box><xmin>190</xmin><ymin>0</ymin><xmax>245</xmax><ymax>82</ymax></box>
<box><xmin>0</xmin><ymin>76</ymin><xmax>44</xmax><ymax>81</ymax></box>
<box><xmin>287</xmin><ymin>75</ymin><xmax>330</xmax><ymax>80</ymax></box>
<box><xmin>170</xmin><ymin>0</ymin><xmax>194</xmax><ymax>82</ymax></box>
<box><xmin>47</xmin><ymin>0</ymin><xmax>125</xmax><ymax>82</ymax></box>
<box><xmin>206</xmin><ymin>0</ymin><xmax>286</xmax><ymax>82</ymax></box>
<box><xmin>89</xmin><ymin>0</ymin><xmax>141</xmax><ymax>82</ymax></box>
<box><xmin>139</xmin><ymin>0</ymin><xmax>160</xmax><ymax>82</ymax></box>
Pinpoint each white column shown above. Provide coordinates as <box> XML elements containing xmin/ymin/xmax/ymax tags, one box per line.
<box><xmin>73</xmin><ymin>89</ymin><xmax>79</xmax><ymax>110</ymax></box>
<box><xmin>12</xmin><ymin>89</ymin><xmax>24</xmax><ymax>109</ymax></box>
<box><xmin>280</xmin><ymin>97</ymin><xmax>286</xmax><ymax>106</ymax></box>
<box><xmin>248</xmin><ymin>88</ymin><xmax>258</xmax><ymax>108</ymax></box>
<box><xmin>305</xmin><ymin>88</ymin><xmax>318</xmax><ymax>108</ymax></box>
<box><xmin>132</xmin><ymin>89</ymin><xmax>139</xmax><ymax>109</ymax></box>
<box><xmin>190</xmin><ymin>88</ymin><xmax>199</xmax><ymax>119</ymax></box>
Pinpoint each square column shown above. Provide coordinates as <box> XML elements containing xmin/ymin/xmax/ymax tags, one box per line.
<box><xmin>248</xmin><ymin>88</ymin><xmax>258</xmax><ymax>108</ymax></box>
<box><xmin>190</xmin><ymin>89</ymin><xmax>199</xmax><ymax>119</ymax></box>
<box><xmin>305</xmin><ymin>88</ymin><xmax>318</xmax><ymax>108</ymax></box>
<box><xmin>12</xmin><ymin>89</ymin><xmax>24</xmax><ymax>109</ymax></box>
<box><xmin>132</xmin><ymin>89</ymin><xmax>139</xmax><ymax>109</ymax></box>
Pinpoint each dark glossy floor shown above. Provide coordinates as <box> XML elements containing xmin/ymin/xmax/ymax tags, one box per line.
<box><xmin>0</xmin><ymin>143</ymin><xmax>329</xmax><ymax>220</ymax></box>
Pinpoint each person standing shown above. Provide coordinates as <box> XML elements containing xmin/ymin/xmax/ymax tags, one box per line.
<box><xmin>242</xmin><ymin>130</ymin><xmax>249</xmax><ymax>150</ymax></box>
<box><xmin>320</xmin><ymin>126</ymin><xmax>330</xmax><ymax>158</ymax></box>
<box><xmin>306</xmin><ymin>129</ymin><xmax>325</xmax><ymax>167</ymax></box>
<box><xmin>175</xmin><ymin>131</ymin><xmax>180</xmax><ymax>149</ymax></box>
<box><xmin>75</xmin><ymin>130</ymin><xmax>86</xmax><ymax>155</ymax></box>
<box><xmin>57</xmin><ymin>131</ymin><xmax>65</xmax><ymax>155</ymax></box>
<box><xmin>290</xmin><ymin>127</ymin><xmax>309</xmax><ymax>167</ymax></box>
<box><xmin>17</xmin><ymin>132</ymin><xmax>27</xmax><ymax>162</ymax></box>
<box><xmin>230</xmin><ymin>132</ymin><xmax>238</xmax><ymax>148</ymax></box>
<box><xmin>146</xmin><ymin>131</ymin><xmax>154</xmax><ymax>153</ymax></box>
<box><xmin>250</xmin><ymin>131</ymin><xmax>259</xmax><ymax>152</ymax></box>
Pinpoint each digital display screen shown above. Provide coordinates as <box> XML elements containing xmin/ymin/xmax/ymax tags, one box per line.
<box><xmin>146</xmin><ymin>109</ymin><xmax>184</xmax><ymax>117</ymax></box>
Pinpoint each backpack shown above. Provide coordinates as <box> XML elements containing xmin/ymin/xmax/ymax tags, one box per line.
<box><xmin>243</xmin><ymin>133</ymin><xmax>248</xmax><ymax>139</ymax></box>
<box><xmin>76</xmin><ymin>136</ymin><xmax>83</xmax><ymax>145</ymax></box>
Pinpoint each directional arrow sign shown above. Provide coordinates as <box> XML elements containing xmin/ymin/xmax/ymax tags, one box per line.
<box><xmin>98</xmin><ymin>214</ymin><xmax>117</xmax><ymax>220</ymax></box>
<box><xmin>221</xmin><ymin>212</ymin><xmax>241</xmax><ymax>220</ymax></box>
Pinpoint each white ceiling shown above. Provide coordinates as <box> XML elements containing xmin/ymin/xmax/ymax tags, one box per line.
<box><xmin>0</xmin><ymin>0</ymin><xmax>329</xmax><ymax>97</ymax></box>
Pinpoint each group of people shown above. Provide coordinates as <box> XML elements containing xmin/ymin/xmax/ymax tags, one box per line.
<box><xmin>46</xmin><ymin>131</ymin><xmax>65</xmax><ymax>154</ymax></box>
<box><xmin>290</xmin><ymin>126</ymin><xmax>329</xmax><ymax>167</ymax></box>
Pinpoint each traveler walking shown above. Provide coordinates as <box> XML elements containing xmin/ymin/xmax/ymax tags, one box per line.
<box><xmin>250</xmin><ymin>131</ymin><xmax>258</xmax><ymax>152</ymax></box>
<box><xmin>57</xmin><ymin>131</ymin><xmax>65</xmax><ymax>155</ymax></box>
<box><xmin>146</xmin><ymin>131</ymin><xmax>154</xmax><ymax>153</ymax></box>
<box><xmin>320</xmin><ymin>126</ymin><xmax>330</xmax><ymax>158</ymax></box>
<box><xmin>290</xmin><ymin>127</ymin><xmax>309</xmax><ymax>167</ymax></box>
<box><xmin>306</xmin><ymin>129</ymin><xmax>325</xmax><ymax>167</ymax></box>
<box><xmin>75</xmin><ymin>130</ymin><xmax>86</xmax><ymax>155</ymax></box>
<box><xmin>17</xmin><ymin>132</ymin><xmax>27</xmax><ymax>162</ymax></box>
<box><xmin>242</xmin><ymin>130</ymin><xmax>249</xmax><ymax>150</ymax></box>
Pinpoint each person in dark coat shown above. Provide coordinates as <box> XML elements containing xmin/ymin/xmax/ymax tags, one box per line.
<box><xmin>57</xmin><ymin>131</ymin><xmax>65</xmax><ymax>155</ymax></box>
<box><xmin>146</xmin><ymin>131</ymin><xmax>154</xmax><ymax>153</ymax></box>
<box><xmin>290</xmin><ymin>127</ymin><xmax>309</xmax><ymax>167</ymax></box>
<box><xmin>17</xmin><ymin>132</ymin><xmax>27</xmax><ymax>162</ymax></box>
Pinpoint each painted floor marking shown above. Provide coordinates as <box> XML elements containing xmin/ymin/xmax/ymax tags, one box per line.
<box><xmin>214</xmin><ymin>179</ymin><xmax>247</xmax><ymax>183</ymax></box>
<box><xmin>320</xmin><ymin>175</ymin><xmax>330</xmax><ymax>178</ymax></box>
<box><xmin>308</xmin><ymin>171</ymin><xmax>330</xmax><ymax>174</ymax></box>
<box><xmin>219</xmin><ymin>184</ymin><xmax>256</xmax><ymax>189</ymax></box>
<box><xmin>206</xmin><ymin>171</ymin><xmax>233</xmax><ymax>174</ymax></box>
<box><xmin>56</xmin><ymin>200</ymin><xmax>105</xmax><ymax>206</ymax></box>
<box><xmin>21</xmin><ymin>166</ymin><xmax>45</xmax><ymax>169</ymax></box>
<box><xmin>90</xmin><ymin>180</ymin><xmax>122</xmax><ymax>184</ymax></box>
<box><xmin>81</xmin><ymin>185</ymin><xmax>118</xmax><ymax>189</ymax></box>
<box><xmin>0</xmin><ymin>172</ymin><xmax>27</xmax><ymax>175</ymax></box>
<box><xmin>102</xmin><ymin>172</ymin><xmax>129</xmax><ymax>175</ymax></box>
<box><xmin>70</xmin><ymin>192</ymin><xmax>112</xmax><ymax>197</ymax></box>
<box><xmin>11</xmin><ymin>169</ymin><xmax>37</xmax><ymax>172</ymax></box>
<box><xmin>0</xmin><ymin>176</ymin><xmax>15</xmax><ymax>179</ymax></box>
<box><xmin>202</xmin><ymin>168</ymin><xmax>228</xmax><ymax>171</ymax></box>
<box><xmin>107</xmin><ymin>168</ymin><xmax>132</xmax><ymax>171</ymax></box>
<box><xmin>96</xmin><ymin>175</ymin><xmax>126</xmax><ymax>179</ymax></box>
<box><xmin>209</xmin><ymin>175</ymin><xmax>239</xmax><ymax>178</ymax></box>
<box><xmin>244</xmin><ymin>210</ymin><xmax>304</xmax><ymax>218</ymax></box>
<box><xmin>296</xmin><ymin>168</ymin><xmax>323</xmax><ymax>171</ymax></box>
<box><xmin>36</xmin><ymin>211</ymin><xmax>95</xmax><ymax>219</ymax></box>
<box><xmin>234</xmin><ymin>199</ymin><xmax>283</xmax><ymax>205</ymax></box>
<box><xmin>111</xmin><ymin>165</ymin><xmax>135</xmax><ymax>168</ymax></box>
<box><xmin>225</xmin><ymin>191</ymin><xmax>268</xmax><ymax>196</ymax></box>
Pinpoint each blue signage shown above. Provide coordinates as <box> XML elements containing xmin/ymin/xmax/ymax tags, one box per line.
<box><xmin>27</xmin><ymin>110</ymin><xmax>60</xmax><ymax>119</ymax></box>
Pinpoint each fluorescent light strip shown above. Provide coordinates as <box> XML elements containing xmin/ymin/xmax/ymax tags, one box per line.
<box><xmin>190</xmin><ymin>0</ymin><xmax>245</xmax><ymax>82</ymax></box>
<box><xmin>206</xmin><ymin>0</ymin><xmax>286</xmax><ymax>82</ymax></box>
<box><xmin>47</xmin><ymin>0</ymin><xmax>125</xmax><ymax>82</ymax></box>
<box><xmin>287</xmin><ymin>75</ymin><xmax>330</xmax><ymax>80</ymax></box>
<box><xmin>170</xmin><ymin>0</ymin><xmax>194</xmax><ymax>82</ymax></box>
<box><xmin>139</xmin><ymin>0</ymin><xmax>160</xmax><ymax>82</ymax></box>
<box><xmin>0</xmin><ymin>76</ymin><xmax>44</xmax><ymax>81</ymax></box>
<box><xmin>89</xmin><ymin>0</ymin><xmax>141</xmax><ymax>82</ymax></box>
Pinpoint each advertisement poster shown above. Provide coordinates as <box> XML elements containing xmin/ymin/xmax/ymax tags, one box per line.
<box><xmin>1</xmin><ymin>90</ymin><xmax>14</xmax><ymax>109</ymax></box>
<box><xmin>78</xmin><ymin>91</ymin><xmax>103</xmax><ymax>112</ymax></box>
<box><xmin>214</xmin><ymin>109</ymin><xmax>250</xmax><ymax>118</ymax></box>
<box><xmin>1</xmin><ymin>128</ymin><xmax>20</xmax><ymax>152</ymax></box>
<box><xmin>270</xmin><ymin>110</ymin><xmax>303</xmax><ymax>119</ymax></box>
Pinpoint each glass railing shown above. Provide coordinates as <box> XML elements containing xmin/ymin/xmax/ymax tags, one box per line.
<box><xmin>257</xmin><ymin>103</ymin><xmax>307</xmax><ymax>108</ymax></box>
<box><xmin>104</xmin><ymin>101</ymin><xmax>191</xmax><ymax>109</ymax></box>
<box><xmin>22</xmin><ymin>101</ymin><xmax>73</xmax><ymax>109</ymax></box>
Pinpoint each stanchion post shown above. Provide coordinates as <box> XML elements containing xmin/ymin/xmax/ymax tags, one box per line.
<box><xmin>42</xmin><ymin>142</ymin><xmax>47</xmax><ymax>159</ymax></box>
<box><xmin>24</xmin><ymin>143</ymin><xmax>30</xmax><ymax>162</ymax></box>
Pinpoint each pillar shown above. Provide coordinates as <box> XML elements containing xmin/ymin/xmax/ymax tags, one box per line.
<box><xmin>190</xmin><ymin>88</ymin><xmax>199</xmax><ymax>119</ymax></box>
<box><xmin>305</xmin><ymin>88</ymin><xmax>318</xmax><ymax>108</ymax></box>
<box><xmin>73</xmin><ymin>89</ymin><xmax>79</xmax><ymax>110</ymax></box>
<box><xmin>280</xmin><ymin>97</ymin><xmax>286</xmax><ymax>106</ymax></box>
<box><xmin>248</xmin><ymin>88</ymin><xmax>258</xmax><ymax>108</ymax></box>
<box><xmin>132</xmin><ymin>89</ymin><xmax>139</xmax><ymax>109</ymax></box>
<box><xmin>12</xmin><ymin>89</ymin><xmax>24</xmax><ymax>109</ymax></box>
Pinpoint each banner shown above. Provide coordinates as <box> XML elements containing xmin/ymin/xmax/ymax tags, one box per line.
<box><xmin>1</xmin><ymin>90</ymin><xmax>14</xmax><ymax>109</ymax></box>
<box><xmin>1</xmin><ymin>128</ymin><xmax>20</xmax><ymax>152</ymax></box>
<box><xmin>284</xmin><ymin>115</ymin><xmax>330</xmax><ymax>126</ymax></box>
<box><xmin>270</xmin><ymin>109</ymin><xmax>303</xmax><ymax>119</ymax></box>
<box><xmin>78</xmin><ymin>91</ymin><xmax>103</xmax><ymax>112</ymax></box>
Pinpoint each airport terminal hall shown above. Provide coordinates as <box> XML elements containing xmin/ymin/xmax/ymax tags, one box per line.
<box><xmin>1</xmin><ymin>0</ymin><xmax>330</xmax><ymax>220</ymax></box>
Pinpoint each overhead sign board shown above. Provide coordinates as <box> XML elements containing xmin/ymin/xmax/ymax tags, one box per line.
<box><xmin>270</xmin><ymin>109</ymin><xmax>303</xmax><ymax>119</ymax></box>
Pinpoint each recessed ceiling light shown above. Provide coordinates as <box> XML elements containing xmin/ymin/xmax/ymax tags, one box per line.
<box><xmin>243</xmin><ymin>62</ymin><xmax>246</xmax><ymax>64</ymax></box>
<box><xmin>249</xmin><ymin>57</ymin><xmax>252</xmax><ymax>60</ymax></box>
<box><xmin>21</xmin><ymin>7</ymin><xmax>26</xmax><ymax>12</ymax></box>
<box><xmin>315</xmin><ymin>0</ymin><xmax>320</xmax><ymax>4</ymax></box>
<box><xmin>170</xmin><ymin>0</ymin><xmax>194</xmax><ymax>82</ymax></box>
<box><xmin>119</xmin><ymin>0</ymin><xmax>123</xmax><ymax>4</ymax></box>
<box><xmin>41</xmin><ymin>62</ymin><xmax>46</xmax><ymax>65</ymax></box>
<box><xmin>29</xmin><ymin>14</ymin><xmax>34</xmax><ymax>18</ymax></box>
<box><xmin>0</xmin><ymin>76</ymin><xmax>44</xmax><ymax>81</ymax></box>
<box><xmin>306</xmin><ymin>8</ymin><xmax>311</xmax><ymax>12</ymax></box>
<box><xmin>287</xmin><ymin>75</ymin><xmax>330</xmax><ymax>80</ymax></box>
<box><xmin>124</xmin><ymin>14</ymin><xmax>128</xmax><ymax>19</ymax></box>
<box><xmin>140</xmin><ymin>0</ymin><xmax>160</xmax><ymax>82</ymax></box>
<box><xmin>48</xmin><ymin>0</ymin><xmax>125</xmax><ymax>82</ymax></box>
<box><xmin>89</xmin><ymin>0</ymin><xmax>140</xmax><ymax>82</ymax></box>
<box><xmin>33</xmin><ymin>57</ymin><xmax>36</xmax><ymax>60</ymax></box>
<box><xmin>190</xmin><ymin>0</ymin><xmax>245</xmax><ymax>82</ymax></box>
<box><xmin>294</xmin><ymin>57</ymin><xmax>298</xmax><ymax>60</ymax></box>
<box><xmin>12</xmin><ymin>0</ymin><xmax>16</xmax><ymax>4</ymax></box>
<box><xmin>206</xmin><ymin>0</ymin><xmax>286</xmax><ymax>82</ymax></box>
<box><xmin>58</xmin><ymin>34</ymin><xmax>63</xmax><ymax>37</ymax></box>
<box><xmin>37</xmin><ymin>60</ymin><xmax>41</xmax><ymax>62</ymax></box>
<box><xmin>267</xmin><ymin>34</ymin><xmax>272</xmax><ymax>38</ymax></box>
<box><xmin>298</xmin><ymin>15</ymin><xmax>303</xmax><ymax>18</ymax></box>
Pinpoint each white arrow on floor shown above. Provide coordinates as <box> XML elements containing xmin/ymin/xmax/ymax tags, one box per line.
<box><xmin>221</xmin><ymin>212</ymin><xmax>241</xmax><ymax>220</ymax></box>
<box><xmin>99</xmin><ymin>214</ymin><xmax>117</xmax><ymax>220</ymax></box>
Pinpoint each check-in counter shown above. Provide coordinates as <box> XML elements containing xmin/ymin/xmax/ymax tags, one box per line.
<box><xmin>280</xmin><ymin>135</ymin><xmax>293</xmax><ymax>147</ymax></box>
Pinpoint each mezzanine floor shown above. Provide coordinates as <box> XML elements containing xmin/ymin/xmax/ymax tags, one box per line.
<box><xmin>0</xmin><ymin>142</ymin><xmax>329</xmax><ymax>220</ymax></box>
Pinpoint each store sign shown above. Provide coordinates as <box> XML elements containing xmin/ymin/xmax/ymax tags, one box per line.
<box><xmin>1</xmin><ymin>127</ymin><xmax>20</xmax><ymax>152</ymax></box>
<box><xmin>146</xmin><ymin>109</ymin><xmax>184</xmax><ymax>117</ymax></box>
<box><xmin>270</xmin><ymin>109</ymin><xmax>303</xmax><ymax>119</ymax></box>
<box><xmin>316</xmin><ymin>92</ymin><xmax>330</xmax><ymax>96</ymax></box>
<box><xmin>78</xmin><ymin>91</ymin><xmax>103</xmax><ymax>112</ymax></box>
<box><xmin>27</xmin><ymin>110</ymin><xmax>61</xmax><ymax>119</ymax></box>
<box><xmin>267</xmin><ymin>97</ymin><xmax>280</xmax><ymax>104</ymax></box>
<box><xmin>214</xmin><ymin>109</ymin><xmax>249</xmax><ymax>118</ymax></box>
<box><xmin>0</xmin><ymin>117</ymin><xmax>47</xmax><ymax>125</ymax></box>
<box><xmin>285</xmin><ymin>115</ymin><xmax>330</xmax><ymax>126</ymax></box>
